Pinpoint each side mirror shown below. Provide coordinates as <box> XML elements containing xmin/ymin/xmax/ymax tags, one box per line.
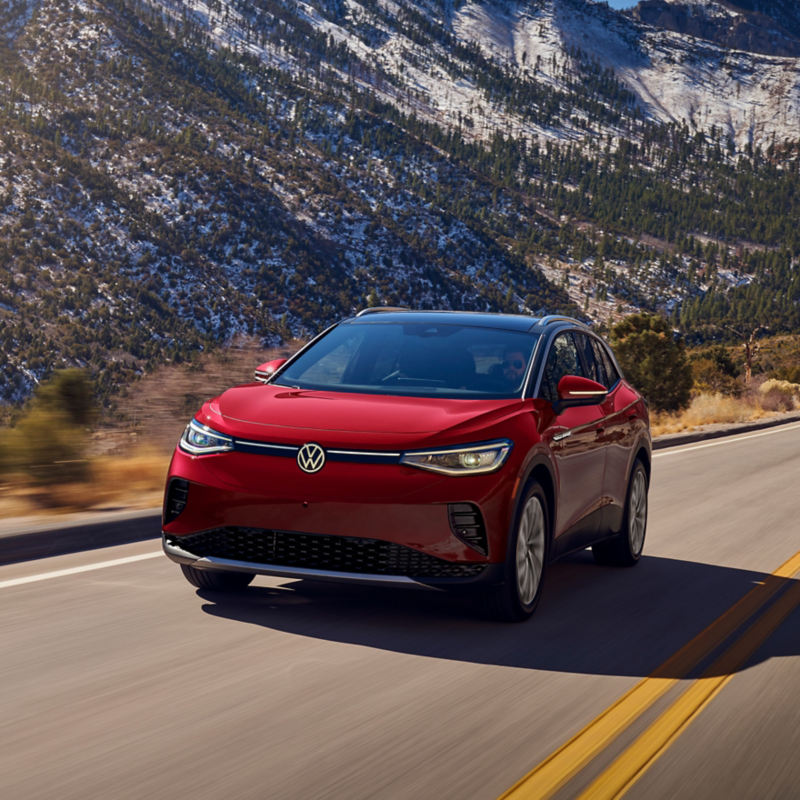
<box><xmin>554</xmin><ymin>375</ymin><xmax>608</xmax><ymax>415</ymax></box>
<box><xmin>255</xmin><ymin>358</ymin><xmax>287</xmax><ymax>383</ymax></box>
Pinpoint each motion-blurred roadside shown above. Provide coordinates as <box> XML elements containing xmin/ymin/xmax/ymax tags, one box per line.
<box><xmin>1</xmin><ymin>330</ymin><xmax>799</xmax><ymax>522</ymax></box>
<box><xmin>0</xmin><ymin>338</ymin><xmax>296</xmax><ymax>521</ymax></box>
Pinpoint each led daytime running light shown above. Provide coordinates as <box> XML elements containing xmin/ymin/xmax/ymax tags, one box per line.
<box><xmin>400</xmin><ymin>440</ymin><xmax>512</xmax><ymax>476</ymax></box>
<box><xmin>179</xmin><ymin>419</ymin><xmax>234</xmax><ymax>455</ymax></box>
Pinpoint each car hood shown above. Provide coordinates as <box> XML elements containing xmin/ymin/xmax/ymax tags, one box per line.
<box><xmin>212</xmin><ymin>384</ymin><xmax>523</xmax><ymax>442</ymax></box>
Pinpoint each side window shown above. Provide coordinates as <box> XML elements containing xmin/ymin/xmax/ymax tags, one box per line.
<box><xmin>592</xmin><ymin>338</ymin><xmax>619</xmax><ymax>389</ymax></box>
<box><xmin>539</xmin><ymin>333</ymin><xmax>584</xmax><ymax>404</ymax></box>
<box><xmin>574</xmin><ymin>333</ymin><xmax>602</xmax><ymax>385</ymax></box>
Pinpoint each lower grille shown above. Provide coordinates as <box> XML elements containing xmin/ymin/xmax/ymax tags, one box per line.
<box><xmin>168</xmin><ymin>527</ymin><xmax>486</xmax><ymax>579</ymax></box>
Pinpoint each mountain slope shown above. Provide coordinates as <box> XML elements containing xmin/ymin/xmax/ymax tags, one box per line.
<box><xmin>0</xmin><ymin>0</ymin><xmax>574</xmax><ymax>404</ymax></box>
<box><xmin>1</xmin><ymin>0</ymin><xmax>799</xmax><ymax>408</ymax></box>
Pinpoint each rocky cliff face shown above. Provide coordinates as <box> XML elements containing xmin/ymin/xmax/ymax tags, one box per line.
<box><xmin>631</xmin><ymin>0</ymin><xmax>800</xmax><ymax>57</ymax></box>
<box><xmin>726</xmin><ymin>0</ymin><xmax>800</xmax><ymax>39</ymax></box>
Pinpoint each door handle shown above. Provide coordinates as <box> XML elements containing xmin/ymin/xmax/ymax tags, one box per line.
<box><xmin>596</xmin><ymin>427</ymin><xmax>606</xmax><ymax>436</ymax></box>
<box><xmin>628</xmin><ymin>414</ymin><xmax>637</xmax><ymax>422</ymax></box>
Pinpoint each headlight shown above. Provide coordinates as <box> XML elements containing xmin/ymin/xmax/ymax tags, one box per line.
<box><xmin>400</xmin><ymin>440</ymin><xmax>513</xmax><ymax>476</ymax></box>
<box><xmin>179</xmin><ymin>420</ymin><xmax>233</xmax><ymax>455</ymax></box>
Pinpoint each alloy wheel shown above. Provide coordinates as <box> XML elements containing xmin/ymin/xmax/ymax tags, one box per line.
<box><xmin>628</xmin><ymin>470</ymin><xmax>647</xmax><ymax>556</ymax></box>
<box><xmin>516</xmin><ymin>496</ymin><xmax>546</xmax><ymax>606</ymax></box>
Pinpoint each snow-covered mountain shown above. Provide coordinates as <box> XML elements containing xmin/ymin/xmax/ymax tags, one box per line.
<box><xmin>140</xmin><ymin>0</ymin><xmax>800</xmax><ymax>149</ymax></box>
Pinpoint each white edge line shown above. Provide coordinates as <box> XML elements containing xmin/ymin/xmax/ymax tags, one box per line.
<box><xmin>0</xmin><ymin>552</ymin><xmax>163</xmax><ymax>590</ymax></box>
<box><xmin>653</xmin><ymin>422</ymin><xmax>800</xmax><ymax>458</ymax></box>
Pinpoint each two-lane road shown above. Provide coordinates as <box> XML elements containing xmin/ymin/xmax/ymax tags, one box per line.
<box><xmin>2</xmin><ymin>424</ymin><xmax>800</xmax><ymax>800</ymax></box>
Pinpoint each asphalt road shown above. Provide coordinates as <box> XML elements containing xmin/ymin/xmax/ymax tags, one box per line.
<box><xmin>2</xmin><ymin>423</ymin><xmax>800</xmax><ymax>800</ymax></box>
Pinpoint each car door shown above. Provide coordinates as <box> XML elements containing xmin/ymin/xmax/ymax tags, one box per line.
<box><xmin>591</xmin><ymin>337</ymin><xmax>640</xmax><ymax>533</ymax></box>
<box><xmin>538</xmin><ymin>332</ymin><xmax>606</xmax><ymax>544</ymax></box>
<box><xmin>572</xmin><ymin>332</ymin><xmax>615</xmax><ymax>515</ymax></box>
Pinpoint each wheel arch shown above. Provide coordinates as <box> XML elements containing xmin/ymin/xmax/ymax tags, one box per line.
<box><xmin>633</xmin><ymin>440</ymin><xmax>652</xmax><ymax>483</ymax></box>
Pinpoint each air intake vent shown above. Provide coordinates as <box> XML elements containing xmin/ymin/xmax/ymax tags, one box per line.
<box><xmin>448</xmin><ymin>503</ymin><xmax>488</xmax><ymax>556</ymax></box>
<box><xmin>164</xmin><ymin>479</ymin><xmax>189</xmax><ymax>525</ymax></box>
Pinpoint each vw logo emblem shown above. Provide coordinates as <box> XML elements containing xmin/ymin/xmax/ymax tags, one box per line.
<box><xmin>297</xmin><ymin>443</ymin><xmax>326</xmax><ymax>474</ymax></box>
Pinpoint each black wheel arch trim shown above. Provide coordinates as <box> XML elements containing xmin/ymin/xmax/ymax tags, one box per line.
<box><xmin>630</xmin><ymin>434</ymin><xmax>653</xmax><ymax>482</ymax></box>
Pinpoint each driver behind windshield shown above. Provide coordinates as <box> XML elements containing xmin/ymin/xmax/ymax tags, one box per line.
<box><xmin>489</xmin><ymin>348</ymin><xmax>529</xmax><ymax>389</ymax></box>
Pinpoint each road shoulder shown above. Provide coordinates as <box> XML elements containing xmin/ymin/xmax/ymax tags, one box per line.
<box><xmin>652</xmin><ymin>409</ymin><xmax>800</xmax><ymax>450</ymax></box>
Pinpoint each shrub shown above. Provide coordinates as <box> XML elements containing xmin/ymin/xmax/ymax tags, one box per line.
<box><xmin>609</xmin><ymin>313</ymin><xmax>693</xmax><ymax>412</ymax></box>
<box><xmin>758</xmin><ymin>379</ymin><xmax>800</xmax><ymax>397</ymax></box>
<box><xmin>689</xmin><ymin>345</ymin><xmax>741</xmax><ymax>396</ymax></box>
<box><xmin>36</xmin><ymin>368</ymin><xmax>95</xmax><ymax>426</ymax></box>
<box><xmin>772</xmin><ymin>365</ymin><xmax>800</xmax><ymax>384</ymax></box>
<box><xmin>0</xmin><ymin>369</ymin><xmax>94</xmax><ymax>486</ymax></box>
<box><xmin>757</xmin><ymin>379</ymin><xmax>799</xmax><ymax>412</ymax></box>
<box><xmin>690</xmin><ymin>357</ymin><xmax>742</xmax><ymax>397</ymax></box>
<box><xmin>759</xmin><ymin>389</ymin><xmax>796</xmax><ymax>413</ymax></box>
<box><xmin>0</xmin><ymin>407</ymin><xmax>88</xmax><ymax>485</ymax></box>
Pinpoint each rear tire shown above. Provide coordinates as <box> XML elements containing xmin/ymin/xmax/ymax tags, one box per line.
<box><xmin>481</xmin><ymin>482</ymin><xmax>549</xmax><ymax>623</ymax></box>
<box><xmin>180</xmin><ymin>564</ymin><xmax>254</xmax><ymax>591</ymax></box>
<box><xmin>593</xmin><ymin>459</ymin><xmax>648</xmax><ymax>567</ymax></box>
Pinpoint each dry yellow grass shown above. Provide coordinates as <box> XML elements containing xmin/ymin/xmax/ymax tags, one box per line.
<box><xmin>82</xmin><ymin>446</ymin><xmax>170</xmax><ymax>508</ymax></box>
<box><xmin>0</xmin><ymin>447</ymin><xmax>170</xmax><ymax>519</ymax></box>
<box><xmin>651</xmin><ymin>393</ymin><xmax>773</xmax><ymax>436</ymax></box>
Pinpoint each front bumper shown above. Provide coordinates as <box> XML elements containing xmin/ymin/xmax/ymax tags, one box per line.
<box><xmin>163</xmin><ymin>531</ymin><xmax>505</xmax><ymax>591</ymax></box>
<box><xmin>163</xmin><ymin>442</ymin><xmax>518</xmax><ymax>590</ymax></box>
<box><xmin>164</xmin><ymin>445</ymin><xmax>516</xmax><ymax>556</ymax></box>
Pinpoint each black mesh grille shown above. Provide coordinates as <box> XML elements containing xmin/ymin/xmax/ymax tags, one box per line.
<box><xmin>164</xmin><ymin>479</ymin><xmax>189</xmax><ymax>525</ymax></box>
<box><xmin>448</xmin><ymin>503</ymin><xmax>488</xmax><ymax>556</ymax></box>
<box><xmin>168</xmin><ymin>527</ymin><xmax>486</xmax><ymax>578</ymax></box>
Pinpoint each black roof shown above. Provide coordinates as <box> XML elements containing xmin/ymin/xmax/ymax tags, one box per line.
<box><xmin>346</xmin><ymin>309</ymin><xmax>587</xmax><ymax>333</ymax></box>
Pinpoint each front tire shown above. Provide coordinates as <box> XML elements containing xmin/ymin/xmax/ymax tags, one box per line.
<box><xmin>593</xmin><ymin>459</ymin><xmax>648</xmax><ymax>567</ymax></box>
<box><xmin>180</xmin><ymin>564</ymin><xmax>254</xmax><ymax>591</ymax></box>
<box><xmin>481</xmin><ymin>482</ymin><xmax>548</xmax><ymax>623</ymax></box>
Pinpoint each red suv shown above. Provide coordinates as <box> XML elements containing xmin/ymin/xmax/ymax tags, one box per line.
<box><xmin>163</xmin><ymin>310</ymin><xmax>651</xmax><ymax>621</ymax></box>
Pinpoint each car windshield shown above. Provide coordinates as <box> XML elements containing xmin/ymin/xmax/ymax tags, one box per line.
<box><xmin>274</xmin><ymin>321</ymin><xmax>539</xmax><ymax>399</ymax></box>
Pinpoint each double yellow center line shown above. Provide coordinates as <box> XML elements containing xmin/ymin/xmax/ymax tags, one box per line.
<box><xmin>499</xmin><ymin>550</ymin><xmax>800</xmax><ymax>800</ymax></box>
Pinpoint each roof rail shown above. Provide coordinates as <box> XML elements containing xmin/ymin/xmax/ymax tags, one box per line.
<box><xmin>538</xmin><ymin>315</ymin><xmax>589</xmax><ymax>328</ymax></box>
<box><xmin>356</xmin><ymin>306</ymin><xmax>410</xmax><ymax>317</ymax></box>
